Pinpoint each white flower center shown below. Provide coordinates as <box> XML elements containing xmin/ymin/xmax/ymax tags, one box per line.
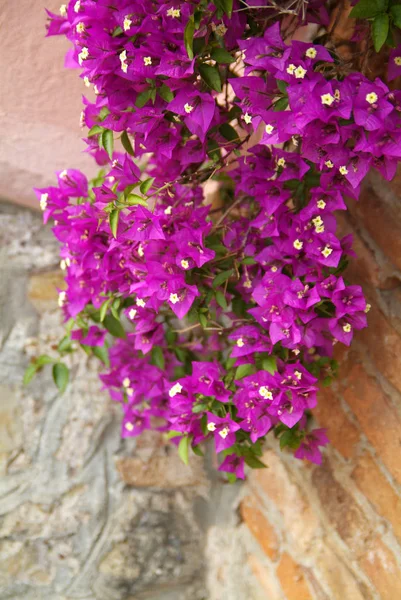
<box><xmin>184</xmin><ymin>103</ymin><xmax>194</xmax><ymax>114</ymax></box>
<box><xmin>219</xmin><ymin>427</ymin><xmax>229</xmax><ymax>439</ymax></box>
<box><xmin>321</xmin><ymin>93</ymin><xmax>335</xmax><ymax>106</ymax></box>
<box><xmin>169</xmin><ymin>383</ymin><xmax>183</xmax><ymax>398</ymax></box>
<box><xmin>169</xmin><ymin>293</ymin><xmax>180</xmax><ymax>304</ymax></box>
<box><xmin>322</xmin><ymin>245</ymin><xmax>333</xmax><ymax>258</ymax></box>
<box><xmin>293</xmin><ymin>239</ymin><xmax>303</xmax><ymax>250</ymax></box>
<box><xmin>305</xmin><ymin>47</ymin><xmax>317</xmax><ymax>59</ymax></box>
<box><xmin>366</xmin><ymin>92</ymin><xmax>378</xmax><ymax>105</ymax></box>
<box><xmin>123</xmin><ymin>17</ymin><xmax>132</xmax><ymax>31</ymax></box>
<box><xmin>259</xmin><ymin>386</ymin><xmax>273</xmax><ymax>400</ymax></box>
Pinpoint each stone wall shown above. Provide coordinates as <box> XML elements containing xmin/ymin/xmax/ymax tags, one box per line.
<box><xmin>216</xmin><ymin>172</ymin><xmax>401</xmax><ymax>599</ymax></box>
<box><xmin>0</xmin><ymin>203</ymin><xmax>233</xmax><ymax>600</ymax></box>
<box><xmin>2</xmin><ymin>170</ymin><xmax>401</xmax><ymax>600</ymax></box>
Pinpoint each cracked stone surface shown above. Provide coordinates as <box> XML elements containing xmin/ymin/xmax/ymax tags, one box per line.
<box><xmin>0</xmin><ymin>203</ymin><xmax>210</xmax><ymax>600</ymax></box>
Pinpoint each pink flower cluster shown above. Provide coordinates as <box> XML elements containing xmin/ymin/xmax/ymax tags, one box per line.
<box><xmin>35</xmin><ymin>0</ymin><xmax>401</xmax><ymax>478</ymax></box>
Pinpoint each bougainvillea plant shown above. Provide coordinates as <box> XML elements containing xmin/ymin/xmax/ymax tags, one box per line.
<box><xmin>27</xmin><ymin>0</ymin><xmax>401</xmax><ymax>480</ymax></box>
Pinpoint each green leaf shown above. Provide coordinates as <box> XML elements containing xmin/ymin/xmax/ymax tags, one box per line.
<box><xmin>140</xmin><ymin>177</ymin><xmax>155</xmax><ymax>195</ymax></box>
<box><xmin>192</xmin><ymin>444</ymin><xmax>204</xmax><ymax>457</ymax></box>
<box><xmin>235</xmin><ymin>363</ymin><xmax>254</xmax><ymax>379</ymax></box>
<box><xmin>87</xmin><ymin>124</ymin><xmax>104</xmax><ymax>137</ymax></box>
<box><xmin>109</xmin><ymin>209</ymin><xmax>120</xmax><ymax>238</ymax></box>
<box><xmin>23</xmin><ymin>363</ymin><xmax>39</xmax><ymax>385</ymax></box>
<box><xmin>273</xmin><ymin>97</ymin><xmax>289</xmax><ymax>112</ymax></box>
<box><xmin>242</xmin><ymin>256</ymin><xmax>256</xmax><ymax>265</ymax></box>
<box><xmin>262</xmin><ymin>355</ymin><xmax>277</xmax><ymax>375</ymax></box>
<box><xmin>178</xmin><ymin>435</ymin><xmax>192</xmax><ymax>465</ymax></box>
<box><xmin>158</xmin><ymin>84</ymin><xmax>174</xmax><ymax>102</ymax></box>
<box><xmin>212</xmin><ymin>269</ymin><xmax>233</xmax><ymax>288</ymax></box>
<box><xmin>58</xmin><ymin>336</ymin><xmax>74</xmax><ymax>353</ymax></box>
<box><xmin>37</xmin><ymin>354</ymin><xmax>55</xmax><ymax>366</ymax></box>
<box><xmin>166</xmin><ymin>430</ymin><xmax>182</xmax><ymax>440</ymax></box>
<box><xmin>391</xmin><ymin>5</ymin><xmax>401</xmax><ymax>28</ymax></box>
<box><xmin>103</xmin><ymin>314</ymin><xmax>126</xmax><ymax>339</ymax></box>
<box><xmin>219</xmin><ymin>123</ymin><xmax>240</xmax><ymax>142</ymax></box>
<box><xmin>199</xmin><ymin>313</ymin><xmax>208</xmax><ymax>328</ymax></box>
<box><xmin>100</xmin><ymin>297</ymin><xmax>112</xmax><ymax>322</ymax></box>
<box><xmin>276</xmin><ymin>79</ymin><xmax>288</xmax><ymax>94</ymax></box>
<box><xmin>350</xmin><ymin>0</ymin><xmax>387</xmax><ymax>19</ymax></box>
<box><xmin>192</xmin><ymin>403</ymin><xmax>208</xmax><ymax>414</ymax></box>
<box><xmin>121</xmin><ymin>130</ymin><xmax>134</xmax><ymax>156</ymax></box>
<box><xmin>243</xmin><ymin>454</ymin><xmax>268</xmax><ymax>469</ymax></box>
<box><xmin>151</xmin><ymin>346</ymin><xmax>165</xmax><ymax>370</ymax></box>
<box><xmin>52</xmin><ymin>362</ymin><xmax>69</xmax><ymax>394</ymax></box>
<box><xmin>211</xmin><ymin>47</ymin><xmax>235</xmax><ymax>64</ymax></box>
<box><xmin>279</xmin><ymin>429</ymin><xmax>301</xmax><ymax>450</ymax></box>
<box><xmin>215</xmin><ymin>290</ymin><xmax>228</xmax><ymax>310</ymax></box>
<box><xmin>102</xmin><ymin>129</ymin><xmax>114</xmax><ymax>160</ymax></box>
<box><xmin>372</xmin><ymin>13</ymin><xmax>389</xmax><ymax>51</ymax></box>
<box><xmin>92</xmin><ymin>345</ymin><xmax>109</xmax><ymax>366</ymax></box>
<box><xmin>199</xmin><ymin>63</ymin><xmax>222</xmax><ymax>92</ymax></box>
<box><xmin>184</xmin><ymin>16</ymin><xmax>195</xmax><ymax>60</ymax></box>
<box><xmin>125</xmin><ymin>194</ymin><xmax>148</xmax><ymax>207</ymax></box>
<box><xmin>98</xmin><ymin>107</ymin><xmax>110</xmax><ymax>121</ymax></box>
<box><xmin>135</xmin><ymin>88</ymin><xmax>152</xmax><ymax>108</ymax></box>
<box><xmin>214</xmin><ymin>0</ymin><xmax>233</xmax><ymax>18</ymax></box>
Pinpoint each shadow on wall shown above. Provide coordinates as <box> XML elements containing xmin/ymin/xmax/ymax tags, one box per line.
<box><xmin>0</xmin><ymin>1</ymin><xmax>96</xmax><ymax>210</ymax></box>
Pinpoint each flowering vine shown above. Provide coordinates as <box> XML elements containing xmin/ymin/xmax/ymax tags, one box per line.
<box><xmin>27</xmin><ymin>0</ymin><xmax>401</xmax><ymax>480</ymax></box>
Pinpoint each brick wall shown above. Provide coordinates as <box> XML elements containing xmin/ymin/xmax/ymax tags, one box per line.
<box><xmin>239</xmin><ymin>172</ymin><xmax>401</xmax><ymax>600</ymax></box>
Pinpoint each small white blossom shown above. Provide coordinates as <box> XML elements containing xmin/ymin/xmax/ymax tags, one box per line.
<box><xmin>184</xmin><ymin>103</ymin><xmax>194</xmax><ymax>114</ymax></box>
<box><xmin>78</xmin><ymin>47</ymin><xmax>89</xmax><ymax>65</ymax></box>
<box><xmin>123</xmin><ymin>16</ymin><xmax>132</xmax><ymax>31</ymax></box>
<box><xmin>167</xmin><ymin>7</ymin><xmax>181</xmax><ymax>18</ymax></box>
<box><xmin>169</xmin><ymin>382</ymin><xmax>183</xmax><ymax>398</ymax></box>
<box><xmin>305</xmin><ymin>47</ymin><xmax>317</xmax><ymax>59</ymax></box>
<box><xmin>169</xmin><ymin>293</ymin><xmax>180</xmax><ymax>304</ymax></box>
<box><xmin>366</xmin><ymin>92</ymin><xmax>378</xmax><ymax>105</ymax></box>
<box><xmin>40</xmin><ymin>193</ymin><xmax>48</xmax><ymax>211</ymax></box>
<box><xmin>58</xmin><ymin>291</ymin><xmax>67</xmax><ymax>307</ymax></box>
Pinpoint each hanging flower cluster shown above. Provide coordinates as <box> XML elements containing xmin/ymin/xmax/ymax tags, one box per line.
<box><xmin>31</xmin><ymin>0</ymin><xmax>401</xmax><ymax>480</ymax></box>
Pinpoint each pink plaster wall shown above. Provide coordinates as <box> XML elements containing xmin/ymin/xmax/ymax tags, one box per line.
<box><xmin>0</xmin><ymin>1</ymin><xmax>96</xmax><ymax>210</ymax></box>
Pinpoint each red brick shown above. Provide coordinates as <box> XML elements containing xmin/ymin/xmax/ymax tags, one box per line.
<box><xmin>312</xmin><ymin>457</ymin><xmax>371</xmax><ymax>557</ymax></box>
<box><xmin>247</xmin><ymin>555</ymin><xmax>284</xmax><ymax>600</ymax></box>
<box><xmin>240</xmin><ymin>495</ymin><xmax>280</xmax><ymax>561</ymax></box>
<box><xmin>348</xmin><ymin>182</ymin><xmax>401</xmax><ymax>272</ymax></box>
<box><xmin>352</xmin><ymin>453</ymin><xmax>401</xmax><ymax>542</ymax></box>
<box><xmin>359</xmin><ymin>538</ymin><xmax>401</xmax><ymax>600</ymax></box>
<box><xmin>336</xmin><ymin>213</ymin><xmax>381</xmax><ymax>289</ymax></box>
<box><xmin>357</xmin><ymin>307</ymin><xmax>401</xmax><ymax>395</ymax></box>
<box><xmin>251</xmin><ymin>450</ymin><xmax>320</xmax><ymax>553</ymax></box>
<box><xmin>343</xmin><ymin>363</ymin><xmax>401</xmax><ymax>485</ymax></box>
<box><xmin>276</xmin><ymin>553</ymin><xmax>313</xmax><ymax>600</ymax></box>
<box><xmin>314</xmin><ymin>386</ymin><xmax>360</xmax><ymax>459</ymax></box>
<box><xmin>312</xmin><ymin>544</ymin><xmax>369</xmax><ymax>600</ymax></box>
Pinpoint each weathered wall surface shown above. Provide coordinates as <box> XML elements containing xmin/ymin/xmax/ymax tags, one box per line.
<box><xmin>0</xmin><ymin>1</ymin><xmax>96</xmax><ymax>210</ymax></box>
<box><xmin>209</xmin><ymin>172</ymin><xmax>401</xmax><ymax>599</ymax></box>
<box><xmin>0</xmin><ymin>203</ymin><xmax>225</xmax><ymax>600</ymax></box>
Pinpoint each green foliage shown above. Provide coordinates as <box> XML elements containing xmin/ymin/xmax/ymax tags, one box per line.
<box><xmin>372</xmin><ymin>13</ymin><xmax>390</xmax><ymax>51</ymax></box>
<box><xmin>52</xmin><ymin>362</ymin><xmax>69</xmax><ymax>394</ymax></box>
<box><xmin>184</xmin><ymin>16</ymin><xmax>195</xmax><ymax>59</ymax></box>
<box><xmin>199</xmin><ymin>63</ymin><xmax>222</xmax><ymax>92</ymax></box>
